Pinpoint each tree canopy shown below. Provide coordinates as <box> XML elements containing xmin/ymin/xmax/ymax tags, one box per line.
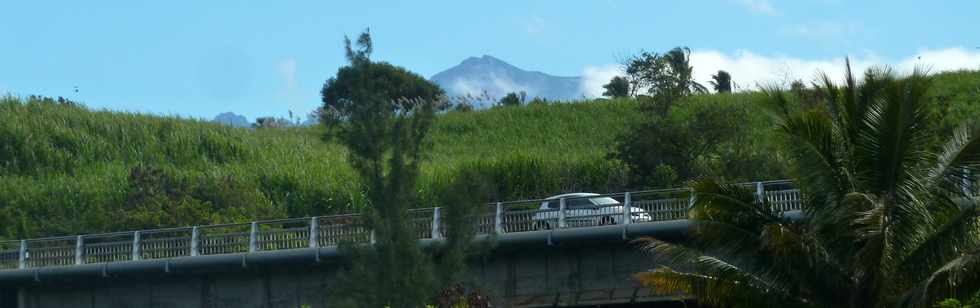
<box><xmin>623</xmin><ymin>47</ymin><xmax>707</xmax><ymax>115</ymax></box>
<box><xmin>603</xmin><ymin>76</ymin><xmax>630</xmax><ymax>98</ymax></box>
<box><xmin>320</xmin><ymin>29</ymin><xmax>445</xmax><ymax>130</ymax></box>
<box><xmin>710</xmin><ymin>70</ymin><xmax>732</xmax><ymax>93</ymax></box>
<box><xmin>636</xmin><ymin>62</ymin><xmax>980</xmax><ymax>308</ymax></box>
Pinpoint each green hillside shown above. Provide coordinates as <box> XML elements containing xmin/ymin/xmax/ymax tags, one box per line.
<box><xmin>0</xmin><ymin>96</ymin><xmax>648</xmax><ymax>237</ymax></box>
<box><xmin>1</xmin><ymin>69</ymin><xmax>977</xmax><ymax>238</ymax></box>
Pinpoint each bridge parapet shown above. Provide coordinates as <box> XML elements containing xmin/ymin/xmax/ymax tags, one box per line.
<box><xmin>0</xmin><ymin>180</ymin><xmax>803</xmax><ymax>272</ymax></box>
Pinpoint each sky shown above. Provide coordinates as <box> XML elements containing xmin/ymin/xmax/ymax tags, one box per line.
<box><xmin>2</xmin><ymin>0</ymin><xmax>979</xmax><ymax>121</ymax></box>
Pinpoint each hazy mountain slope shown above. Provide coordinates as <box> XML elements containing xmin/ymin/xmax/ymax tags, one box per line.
<box><xmin>213</xmin><ymin>112</ymin><xmax>250</xmax><ymax>127</ymax></box>
<box><xmin>431</xmin><ymin>55</ymin><xmax>583</xmax><ymax>105</ymax></box>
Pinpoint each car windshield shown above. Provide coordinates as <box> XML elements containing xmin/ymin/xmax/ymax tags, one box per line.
<box><xmin>591</xmin><ymin>197</ymin><xmax>619</xmax><ymax>205</ymax></box>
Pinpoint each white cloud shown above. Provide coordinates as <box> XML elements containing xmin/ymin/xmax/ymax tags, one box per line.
<box><xmin>733</xmin><ymin>0</ymin><xmax>779</xmax><ymax>16</ymax></box>
<box><xmin>686</xmin><ymin>49</ymin><xmax>882</xmax><ymax>90</ymax></box>
<box><xmin>580</xmin><ymin>64</ymin><xmax>621</xmax><ymax>97</ymax></box>
<box><xmin>897</xmin><ymin>48</ymin><xmax>980</xmax><ymax>73</ymax></box>
<box><xmin>579</xmin><ymin>47</ymin><xmax>980</xmax><ymax>96</ymax></box>
<box><xmin>451</xmin><ymin>79</ymin><xmax>482</xmax><ymax>98</ymax></box>
<box><xmin>278</xmin><ymin>58</ymin><xmax>297</xmax><ymax>90</ymax></box>
<box><xmin>448</xmin><ymin>74</ymin><xmax>535</xmax><ymax>106</ymax></box>
<box><xmin>276</xmin><ymin>58</ymin><xmax>308</xmax><ymax>117</ymax></box>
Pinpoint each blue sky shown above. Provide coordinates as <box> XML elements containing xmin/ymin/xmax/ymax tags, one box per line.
<box><xmin>2</xmin><ymin>0</ymin><xmax>979</xmax><ymax>121</ymax></box>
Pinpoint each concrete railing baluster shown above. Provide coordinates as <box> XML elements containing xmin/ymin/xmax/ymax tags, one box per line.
<box><xmin>623</xmin><ymin>192</ymin><xmax>632</xmax><ymax>225</ymax></box>
<box><xmin>75</xmin><ymin>236</ymin><xmax>84</xmax><ymax>265</ymax></box>
<box><xmin>431</xmin><ymin>208</ymin><xmax>441</xmax><ymax>240</ymax></box>
<box><xmin>249</xmin><ymin>222</ymin><xmax>258</xmax><ymax>253</ymax></box>
<box><xmin>558</xmin><ymin>198</ymin><xmax>566</xmax><ymax>229</ymax></box>
<box><xmin>190</xmin><ymin>227</ymin><xmax>200</xmax><ymax>257</ymax></box>
<box><xmin>309</xmin><ymin>217</ymin><xmax>318</xmax><ymax>248</ymax></box>
<box><xmin>495</xmin><ymin>202</ymin><xmax>504</xmax><ymax>234</ymax></box>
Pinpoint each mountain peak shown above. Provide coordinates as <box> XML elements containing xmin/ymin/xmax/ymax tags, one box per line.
<box><xmin>431</xmin><ymin>55</ymin><xmax>584</xmax><ymax>106</ymax></box>
<box><xmin>460</xmin><ymin>55</ymin><xmax>508</xmax><ymax>66</ymax></box>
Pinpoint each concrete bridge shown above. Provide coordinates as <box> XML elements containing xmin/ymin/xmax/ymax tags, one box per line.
<box><xmin>0</xmin><ymin>181</ymin><xmax>802</xmax><ymax>308</ymax></box>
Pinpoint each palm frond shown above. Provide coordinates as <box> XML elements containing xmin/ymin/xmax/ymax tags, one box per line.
<box><xmin>900</xmin><ymin>248</ymin><xmax>980</xmax><ymax>307</ymax></box>
<box><xmin>923</xmin><ymin>125</ymin><xmax>980</xmax><ymax>197</ymax></box>
<box><xmin>636</xmin><ymin>261</ymin><xmax>812</xmax><ymax>308</ymax></box>
<box><xmin>690</xmin><ymin>179</ymin><xmax>783</xmax><ymax>230</ymax></box>
<box><xmin>896</xmin><ymin>202</ymin><xmax>980</xmax><ymax>287</ymax></box>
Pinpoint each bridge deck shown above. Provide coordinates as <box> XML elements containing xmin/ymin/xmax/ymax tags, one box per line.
<box><xmin>0</xmin><ymin>180</ymin><xmax>802</xmax><ymax>272</ymax></box>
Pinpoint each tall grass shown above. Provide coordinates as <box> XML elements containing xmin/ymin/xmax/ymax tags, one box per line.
<box><xmin>1</xmin><ymin>69</ymin><xmax>976</xmax><ymax>238</ymax></box>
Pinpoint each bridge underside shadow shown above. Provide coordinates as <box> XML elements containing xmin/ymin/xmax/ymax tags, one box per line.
<box><xmin>5</xmin><ymin>233</ymin><xmax>689</xmax><ymax>308</ymax></box>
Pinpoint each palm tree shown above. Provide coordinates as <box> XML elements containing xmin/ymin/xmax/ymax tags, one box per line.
<box><xmin>664</xmin><ymin>47</ymin><xmax>708</xmax><ymax>95</ymax></box>
<box><xmin>635</xmin><ymin>62</ymin><xmax>980</xmax><ymax>307</ymax></box>
<box><xmin>709</xmin><ymin>70</ymin><xmax>733</xmax><ymax>93</ymax></box>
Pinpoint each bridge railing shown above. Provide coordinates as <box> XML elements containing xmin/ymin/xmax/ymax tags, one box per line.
<box><xmin>0</xmin><ymin>180</ymin><xmax>805</xmax><ymax>271</ymax></box>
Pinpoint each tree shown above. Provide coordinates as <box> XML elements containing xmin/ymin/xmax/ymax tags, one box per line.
<box><xmin>602</xmin><ymin>76</ymin><xmax>630</xmax><ymax>98</ymax></box>
<box><xmin>611</xmin><ymin>97</ymin><xmax>751</xmax><ymax>188</ymax></box>
<box><xmin>496</xmin><ymin>91</ymin><xmax>526</xmax><ymax>107</ymax></box>
<box><xmin>321</xmin><ymin>29</ymin><xmax>441</xmax><ymax>307</ymax></box>
<box><xmin>252</xmin><ymin>116</ymin><xmax>290</xmax><ymax>128</ymax></box>
<box><xmin>623</xmin><ymin>47</ymin><xmax>707</xmax><ymax>116</ymax></box>
<box><xmin>432</xmin><ymin>168</ymin><xmax>496</xmax><ymax>306</ymax></box>
<box><xmin>320</xmin><ymin>29</ymin><xmax>445</xmax><ymax>130</ymax></box>
<box><xmin>709</xmin><ymin>70</ymin><xmax>732</xmax><ymax>93</ymax></box>
<box><xmin>663</xmin><ymin>47</ymin><xmax>707</xmax><ymax>96</ymax></box>
<box><xmin>635</xmin><ymin>62</ymin><xmax>980</xmax><ymax>307</ymax></box>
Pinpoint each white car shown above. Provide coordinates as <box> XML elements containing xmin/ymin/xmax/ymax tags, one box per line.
<box><xmin>531</xmin><ymin>193</ymin><xmax>652</xmax><ymax>230</ymax></box>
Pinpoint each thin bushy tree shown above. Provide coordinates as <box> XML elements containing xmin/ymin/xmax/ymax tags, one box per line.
<box><xmin>321</xmin><ymin>29</ymin><xmax>441</xmax><ymax>307</ymax></box>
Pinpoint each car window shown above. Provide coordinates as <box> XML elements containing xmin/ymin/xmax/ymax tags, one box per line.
<box><xmin>590</xmin><ymin>197</ymin><xmax>619</xmax><ymax>206</ymax></box>
<box><xmin>567</xmin><ymin>198</ymin><xmax>594</xmax><ymax>208</ymax></box>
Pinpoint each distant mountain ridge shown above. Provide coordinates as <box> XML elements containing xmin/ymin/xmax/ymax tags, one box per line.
<box><xmin>213</xmin><ymin>112</ymin><xmax>250</xmax><ymax>127</ymax></box>
<box><xmin>213</xmin><ymin>56</ymin><xmax>584</xmax><ymax>121</ymax></box>
<box><xmin>430</xmin><ymin>55</ymin><xmax>583</xmax><ymax>106</ymax></box>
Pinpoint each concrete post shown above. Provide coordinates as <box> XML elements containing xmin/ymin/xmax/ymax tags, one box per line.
<box><xmin>756</xmin><ymin>181</ymin><xmax>765</xmax><ymax>202</ymax></box>
<box><xmin>18</xmin><ymin>240</ymin><xmax>26</xmax><ymax>269</ymax></box>
<box><xmin>623</xmin><ymin>192</ymin><xmax>632</xmax><ymax>225</ymax></box>
<box><xmin>132</xmin><ymin>231</ymin><xmax>141</xmax><ymax>261</ymax></box>
<box><xmin>249</xmin><ymin>222</ymin><xmax>258</xmax><ymax>253</ymax></box>
<box><xmin>75</xmin><ymin>236</ymin><xmax>84</xmax><ymax>265</ymax></box>
<box><xmin>431</xmin><ymin>207</ymin><xmax>442</xmax><ymax>239</ymax></box>
<box><xmin>309</xmin><ymin>217</ymin><xmax>318</xmax><ymax>248</ymax></box>
<box><xmin>558</xmin><ymin>198</ymin><xmax>567</xmax><ymax>229</ymax></box>
<box><xmin>190</xmin><ymin>227</ymin><xmax>200</xmax><ymax>257</ymax></box>
<box><xmin>688</xmin><ymin>188</ymin><xmax>695</xmax><ymax>209</ymax></box>
<box><xmin>495</xmin><ymin>202</ymin><xmax>504</xmax><ymax>234</ymax></box>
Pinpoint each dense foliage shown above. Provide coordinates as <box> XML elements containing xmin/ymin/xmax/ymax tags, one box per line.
<box><xmin>0</xmin><ymin>70</ymin><xmax>977</xmax><ymax>240</ymax></box>
<box><xmin>602</xmin><ymin>76</ymin><xmax>630</xmax><ymax>98</ymax></box>
<box><xmin>496</xmin><ymin>91</ymin><xmax>526</xmax><ymax>107</ymax></box>
<box><xmin>611</xmin><ymin>93</ymin><xmax>784</xmax><ymax>188</ymax></box>
<box><xmin>936</xmin><ymin>290</ymin><xmax>980</xmax><ymax>308</ymax></box>
<box><xmin>635</xmin><ymin>64</ymin><xmax>980</xmax><ymax>307</ymax></box>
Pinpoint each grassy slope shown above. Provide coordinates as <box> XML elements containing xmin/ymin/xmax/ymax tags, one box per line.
<box><xmin>1</xmin><ymin>69</ymin><xmax>977</xmax><ymax>238</ymax></box>
<box><xmin>0</xmin><ymin>97</ymin><xmax>646</xmax><ymax>237</ymax></box>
